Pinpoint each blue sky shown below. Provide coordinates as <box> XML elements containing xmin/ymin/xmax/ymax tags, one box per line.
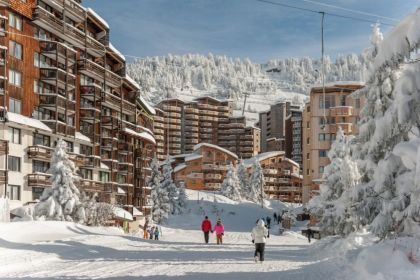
<box><xmin>83</xmin><ymin>0</ymin><xmax>418</xmax><ymax>62</ymax></box>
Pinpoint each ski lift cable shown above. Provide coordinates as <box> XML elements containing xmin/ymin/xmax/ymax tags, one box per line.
<box><xmin>256</xmin><ymin>0</ymin><xmax>395</xmax><ymax>27</ymax></box>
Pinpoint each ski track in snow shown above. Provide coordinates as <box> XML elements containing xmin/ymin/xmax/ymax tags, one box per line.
<box><xmin>0</xmin><ymin>226</ymin><xmax>358</xmax><ymax>280</ymax></box>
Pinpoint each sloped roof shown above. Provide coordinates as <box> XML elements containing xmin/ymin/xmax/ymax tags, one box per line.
<box><xmin>243</xmin><ymin>151</ymin><xmax>285</xmax><ymax>167</ymax></box>
<box><xmin>193</xmin><ymin>143</ymin><xmax>238</xmax><ymax>159</ymax></box>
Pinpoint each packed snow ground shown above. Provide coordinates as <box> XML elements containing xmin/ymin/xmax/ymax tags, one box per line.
<box><xmin>0</xmin><ymin>190</ymin><xmax>419</xmax><ymax>279</ymax></box>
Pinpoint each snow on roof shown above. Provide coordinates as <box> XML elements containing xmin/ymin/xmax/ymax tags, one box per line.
<box><xmin>185</xmin><ymin>154</ymin><xmax>202</xmax><ymax>162</ymax></box>
<box><xmin>109</xmin><ymin>43</ymin><xmax>125</xmax><ymax>62</ymax></box>
<box><xmin>174</xmin><ymin>163</ymin><xmax>187</xmax><ymax>173</ymax></box>
<box><xmin>75</xmin><ymin>132</ymin><xmax>91</xmax><ymax>143</ymax></box>
<box><xmin>138</xmin><ymin>125</ymin><xmax>154</xmax><ymax>135</ymax></box>
<box><xmin>117</xmin><ymin>187</ymin><xmax>126</xmax><ymax>194</ymax></box>
<box><xmin>157</xmin><ymin>98</ymin><xmax>186</xmax><ymax>105</ymax></box>
<box><xmin>86</xmin><ymin>8</ymin><xmax>109</xmax><ymax>29</ymax></box>
<box><xmin>138</xmin><ymin>95</ymin><xmax>156</xmax><ymax>115</ymax></box>
<box><xmin>6</xmin><ymin>112</ymin><xmax>52</xmax><ymax>132</ymax></box>
<box><xmin>311</xmin><ymin>81</ymin><xmax>365</xmax><ymax>90</ymax></box>
<box><xmin>113</xmin><ymin>207</ymin><xmax>133</xmax><ymax>221</ymax></box>
<box><xmin>100</xmin><ymin>162</ymin><xmax>110</xmax><ymax>170</ymax></box>
<box><xmin>132</xmin><ymin>207</ymin><xmax>144</xmax><ymax>217</ymax></box>
<box><xmin>123</xmin><ymin>128</ymin><xmax>156</xmax><ymax>145</ymax></box>
<box><xmin>0</xmin><ymin>45</ymin><xmax>7</xmax><ymax>50</ymax></box>
<box><xmin>283</xmin><ymin>158</ymin><xmax>300</xmax><ymax>168</ymax></box>
<box><xmin>243</xmin><ymin>151</ymin><xmax>285</xmax><ymax>167</ymax></box>
<box><xmin>193</xmin><ymin>96</ymin><xmax>229</xmax><ymax>103</ymax></box>
<box><xmin>193</xmin><ymin>143</ymin><xmax>238</xmax><ymax>159</ymax></box>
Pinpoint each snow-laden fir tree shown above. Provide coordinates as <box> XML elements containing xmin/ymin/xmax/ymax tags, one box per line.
<box><xmin>162</xmin><ymin>158</ymin><xmax>180</xmax><ymax>215</ymax></box>
<box><xmin>237</xmin><ymin>159</ymin><xmax>249</xmax><ymax>198</ymax></box>
<box><xmin>220</xmin><ymin>163</ymin><xmax>242</xmax><ymax>201</ymax></box>
<box><xmin>309</xmin><ymin>128</ymin><xmax>360</xmax><ymax>236</ymax></box>
<box><xmin>248</xmin><ymin>159</ymin><xmax>265</xmax><ymax>204</ymax></box>
<box><xmin>352</xmin><ymin>10</ymin><xmax>420</xmax><ymax>238</ymax></box>
<box><xmin>149</xmin><ymin>157</ymin><xmax>170</xmax><ymax>223</ymax></box>
<box><xmin>34</xmin><ymin>139</ymin><xmax>85</xmax><ymax>222</ymax></box>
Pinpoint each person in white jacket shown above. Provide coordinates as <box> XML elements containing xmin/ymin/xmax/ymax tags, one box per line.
<box><xmin>251</xmin><ymin>219</ymin><xmax>269</xmax><ymax>262</ymax></box>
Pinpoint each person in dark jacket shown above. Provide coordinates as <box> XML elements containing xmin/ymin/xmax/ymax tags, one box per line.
<box><xmin>201</xmin><ymin>216</ymin><xmax>212</xmax><ymax>244</ymax></box>
<box><xmin>266</xmin><ymin>216</ymin><xmax>271</xmax><ymax>229</ymax></box>
<box><xmin>307</xmin><ymin>227</ymin><xmax>313</xmax><ymax>243</ymax></box>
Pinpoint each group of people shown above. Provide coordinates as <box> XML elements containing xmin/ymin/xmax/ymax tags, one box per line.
<box><xmin>201</xmin><ymin>216</ymin><xmax>270</xmax><ymax>263</ymax></box>
<box><xmin>142</xmin><ymin>218</ymin><xmax>161</xmax><ymax>240</ymax></box>
<box><xmin>201</xmin><ymin>216</ymin><xmax>225</xmax><ymax>244</ymax></box>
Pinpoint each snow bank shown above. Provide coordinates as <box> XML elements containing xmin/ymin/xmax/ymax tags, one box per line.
<box><xmin>0</xmin><ymin>221</ymin><xmax>123</xmax><ymax>243</ymax></box>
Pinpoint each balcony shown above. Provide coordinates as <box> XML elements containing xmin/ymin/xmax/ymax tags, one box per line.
<box><xmin>101</xmin><ymin>137</ymin><xmax>118</xmax><ymax>150</ymax></box>
<box><xmin>0</xmin><ymin>139</ymin><xmax>8</xmax><ymax>156</ymax></box>
<box><xmin>82</xmin><ymin>155</ymin><xmax>101</xmax><ymax>168</ymax></box>
<box><xmin>160</xmin><ymin>105</ymin><xmax>181</xmax><ymax>112</ymax></box>
<box><xmin>0</xmin><ymin>170</ymin><xmax>6</xmax><ymax>184</ymax></box>
<box><xmin>334</xmin><ymin>123</ymin><xmax>353</xmax><ymax>134</ymax></box>
<box><xmin>42</xmin><ymin>0</ymin><xmax>85</xmax><ymax>22</ymax></box>
<box><xmin>42</xmin><ymin>121</ymin><xmax>75</xmax><ymax>136</ymax></box>
<box><xmin>78</xmin><ymin>59</ymin><xmax>121</xmax><ymax>87</ymax></box>
<box><xmin>101</xmin><ymin>115</ymin><xmax>119</xmax><ymax>127</ymax></box>
<box><xmin>38</xmin><ymin>94</ymin><xmax>76</xmax><ymax>113</ymax></box>
<box><xmin>80</xmin><ymin>107</ymin><xmax>100</xmax><ymax>123</ymax></box>
<box><xmin>205</xmin><ymin>174</ymin><xmax>222</xmax><ymax>180</ymax></box>
<box><xmin>101</xmin><ymin>159</ymin><xmax>118</xmax><ymax>170</ymax></box>
<box><xmin>330</xmin><ymin>106</ymin><xmax>353</xmax><ymax>117</ymax></box>
<box><xmin>39</xmin><ymin>67</ymin><xmax>76</xmax><ymax>90</ymax></box>
<box><xmin>118</xmin><ymin>163</ymin><xmax>134</xmax><ymax>174</ymax></box>
<box><xmin>40</xmin><ymin>41</ymin><xmax>76</xmax><ymax>65</ymax></box>
<box><xmin>28</xmin><ymin>173</ymin><xmax>52</xmax><ymax>188</ymax></box>
<box><xmin>33</xmin><ymin>7</ymin><xmax>105</xmax><ymax>57</ymax></box>
<box><xmin>28</xmin><ymin>146</ymin><xmax>53</xmax><ymax>160</ymax></box>
<box><xmin>80</xmin><ymin>85</ymin><xmax>102</xmax><ymax>101</ymax></box>
<box><xmin>122</xmin><ymin>99</ymin><xmax>136</xmax><ymax>114</ymax></box>
<box><xmin>79</xmin><ymin>180</ymin><xmax>104</xmax><ymax>193</ymax></box>
<box><xmin>101</xmin><ymin>92</ymin><xmax>122</xmax><ymax>111</ymax></box>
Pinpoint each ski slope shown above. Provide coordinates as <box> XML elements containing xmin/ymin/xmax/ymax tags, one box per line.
<box><xmin>0</xmin><ymin>190</ymin><xmax>418</xmax><ymax>279</ymax></box>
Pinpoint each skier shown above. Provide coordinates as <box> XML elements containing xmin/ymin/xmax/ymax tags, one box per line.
<box><xmin>201</xmin><ymin>216</ymin><xmax>212</xmax><ymax>244</ymax></box>
<box><xmin>252</xmin><ymin>219</ymin><xmax>269</xmax><ymax>262</ymax></box>
<box><xmin>213</xmin><ymin>218</ymin><xmax>225</xmax><ymax>245</ymax></box>
<box><xmin>307</xmin><ymin>227</ymin><xmax>313</xmax><ymax>243</ymax></box>
<box><xmin>154</xmin><ymin>225</ymin><xmax>161</xmax><ymax>240</ymax></box>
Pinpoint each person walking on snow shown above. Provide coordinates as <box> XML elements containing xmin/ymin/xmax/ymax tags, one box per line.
<box><xmin>307</xmin><ymin>227</ymin><xmax>313</xmax><ymax>243</ymax></box>
<box><xmin>252</xmin><ymin>219</ymin><xmax>269</xmax><ymax>262</ymax></box>
<box><xmin>213</xmin><ymin>219</ymin><xmax>225</xmax><ymax>245</ymax></box>
<box><xmin>201</xmin><ymin>216</ymin><xmax>212</xmax><ymax>244</ymax></box>
<box><xmin>154</xmin><ymin>225</ymin><xmax>161</xmax><ymax>240</ymax></box>
<box><xmin>143</xmin><ymin>218</ymin><xmax>150</xmax><ymax>239</ymax></box>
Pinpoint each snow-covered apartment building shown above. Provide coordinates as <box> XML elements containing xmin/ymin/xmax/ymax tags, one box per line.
<box><xmin>0</xmin><ymin>0</ymin><xmax>156</xmax><ymax>215</ymax></box>
<box><xmin>302</xmin><ymin>83</ymin><xmax>364</xmax><ymax>203</ymax></box>
<box><xmin>153</xmin><ymin>96</ymin><xmax>260</xmax><ymax>160</ymax></box>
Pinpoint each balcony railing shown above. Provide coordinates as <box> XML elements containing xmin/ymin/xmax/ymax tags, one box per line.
<box><xmin>28</xmin><ymin>173</ymin><xmax>52</xmax><ymax>187</ymax></box>
<box><xmin>0</xmin><ymin>139</ymin><xmax>8</xmax><ymax>156</ymax></box>
<box><xmin>78</xmin><ymin>59</ymin><xmax>121</xmax><ymax>87</ymax></box>
<box><xmin>39</xmin><ymin>68</ymin><xmax>76</xmax><ymax>89</ymax></box>
<box><xmin>38</xmin><ymin>94</ymin><xmax>76</xmax><ymax>112</ymax></box>
<box><xmin>330</xmin><ymin>106</ymin><xmax>353</xmax><ymax>117</ymax></box>
<box><xmin>28</xmin><ymin>146</ymin><xmax>53</xmax><ymax>160</ymax></box>
<box><xmin>80</xmin><ymin>85</ymin><xmax>102</xmax><ymax>101</ymax></box>
<box><xmin>79</xmin><ymin>179</ymin><xmax>104</xmax><ymax>193</ymax></box>
<box><xmin>0</xmin><ymin>170</ymin><xmax>7</xmax><ymax>184</ymax></box>
<box><xmin>101</xmin><ymin>115</ymin><xmax>119</xmax><ymax>127</ymax></box>
<box><xmin>40</xmin><ymin>41</ymin><xmax>76</xmax><ymax>63</ymax></box>
<box><xmin>42</xmin><ymin>0</ymin><xmax>85</xmax><ymax>22</ymax></box>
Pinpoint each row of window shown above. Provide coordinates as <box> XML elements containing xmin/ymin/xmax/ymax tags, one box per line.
<box><xmin>319</xmin><ymin>95</ymin><xmax>361</xmax><ymax>109</ymax></box>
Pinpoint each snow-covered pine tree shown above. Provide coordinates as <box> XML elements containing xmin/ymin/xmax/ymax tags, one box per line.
<box><xmin>309</xmin><ymin>128</ymin><xmax>359</xmax><ymax>236</ymax></box>
<box><xmin>162</xmin><ymin>158</ymin><xmax>179</xmax><ymax>214</ymax></box>
<box><xmin>149</xmin><ymin>157</ymin><xmax>170</xmax><ymax>223</ymax></box>
<box><xmin>34</xmin><ymin>139</ymin><xmax>85</xmax><ymax>222</ymax></box>
<box><xmin>248</xmin><ymin>159</ymin><xmax>265</xmax><ymax>204</ymax></box>
<box><xmin>352</xmin><ymin>10</ymin><xmax>420</xmax><ymax>238</ymax></box>
<box><xmin>237</xmin><ymin>159</ymin><xmax>249</xmax><ymax>198</ymax></box>
<box><xmin>220</xmin><ymin>163</ymin><xmax>242</xmax><ymax>201</ymax></box>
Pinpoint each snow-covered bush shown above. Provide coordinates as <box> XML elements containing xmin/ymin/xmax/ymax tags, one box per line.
<box><xmin>220</xmin><ymin>163</ymin><xmax>242</xmax><ymax>201</ymax></box>
<box><xmin>81</xmin><ymin>193</ymin><xmax>114</xmax><ymax>226</ymax></box>
<box><xmin>175</xmin><ymin>182</ymin><xmax>188</xmax><ymax>214</ymax></box>
<box><xmin>0</xmin><ymin>196</ymin><xmax>10</xmax><ymax>222</ymax></box>
<box><xmin>34</xmin><ymin>139</ymin><xmax>85</xmax><ymax>222</ymax></box>
<box><xmin>237</xmin><ymin>159</ymin><xmax>249</xmax><ymax>198</ymax></box>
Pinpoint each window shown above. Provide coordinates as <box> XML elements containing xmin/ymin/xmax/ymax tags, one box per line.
<box><xmin>306</xmin><ymin>121</ymin><xmax>310</xmax><ymax>128</ymax></box>
<box><xmin>7</xmin><ymin>185</ymin><xmax>20</xmax><ymax>200</ymax></box>
<box><xmin>340</xmin><ymin>95</ymin><xmax>346</xmax><ymax>106</ymax></box>
<box><xmin>8</xmin><ymin>156</ymin><xmax>21</xmax><ymax>172</ymax></box>
<box><xmin>319</xmin><ymin>150</ymin><xmax>327</xmax><ymax>157</ymax></box>
<box><xmin>319</xmin><ymin>133</ymin><xmax>325</xmax><ymax>141</ymax></box>
<box><xmin>80</xmin><ymin>145</ymin><xmax>92</xmax><ymax>156</ymax></box>
<box><xmin>319</xmin><ymin>166</ymin><xmax>325</xmax><ymax>174</ymax></box>
<box><xmin>306</xmin><ymin>169</ymin><xmax>310</xmax><ymax>175</ymax></box>
<box><xmin>319</xmin><ymin>95</ymin><xmax>335</xmax><ymax>109</ymax></box>
<box><xmin>33</xmin><ymin>133</ymin><xmax>50</xmax><ymax>146</ymax></box>
<box><xmin>9</xmin><ymin>98</ymin><xmax>21</xmax><ymax>114</ymax></box>
<box><xmin>99</xmin><ymin>171</ymin><xmax>109</xmax><ymax>182</ymax></box>
<box><xmin>33</xmin><ymin>160</ymin><xmax>49</xmax><ymax>173</ymax></box>
<box><xmin>306</xmin><ymin>137</ymin><xmax>309</xmax><ymax>144</ymax></box>
<box><xmin>34</xmin><ymin>27</ymin><xmax>47</xmax><ymax>40</ymax></box>
<box><xmin>9</xmin><ymin>13</ymin><xmax>22</xmax><ymax>31</ymax></box>
<box><xmin>34</xmin><ymin>52</ymin><xmax>39</xmax><ymax>67</ymax></box>
<box><xmin>8</xmin><ymin>127</ymin><xmax>21</xmax><ymax>144</ymax></box>
<box><xmin>319</xmin><ymin>117</ymin><xmax>336</xmax><ymax>125</ymax></box>
<box><xmin>80</xmin><ymin>168</ymin><xmax>92</xmax><ymax>180</ymax></box>
<box><xmin>306</xmin><ymin>153</ymin><xmax>310</xmax><ymax>159</ymax></box>
<box><xmin>9</xmin><ymin>69</ymin><xmax>22</xmax><ymax>87</ymax></box>
<box><xmin>9</xmin><ymin>41</ymin><xmax>22</xmax><ymax>60</ymax></box>
<box><xmin>64</xmin><ymin>141</ymin><xmax>73</xmax><ymax>152</ymax></box>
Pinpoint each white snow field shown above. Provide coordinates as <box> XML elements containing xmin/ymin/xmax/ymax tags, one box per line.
<box><xmin>0</xmin><ymin>190</ymin><xmax>419</xmax><ymax>280</ymax></box>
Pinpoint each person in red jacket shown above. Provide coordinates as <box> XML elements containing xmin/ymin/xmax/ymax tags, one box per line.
<box><xmin>201</xmin><ymin>216</ymin><xmax>212</xmax><ymax>244</ymax></box>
